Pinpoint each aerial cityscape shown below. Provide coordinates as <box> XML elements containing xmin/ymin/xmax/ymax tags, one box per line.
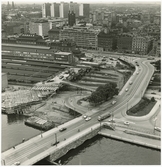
<box><xmin>1</xmin><ymin>0</ymin><xmax>161</xmax><ymax>165</ymax></box>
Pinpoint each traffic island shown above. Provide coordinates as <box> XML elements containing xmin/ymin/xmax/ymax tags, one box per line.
<box><xmin>126</xmin><ymin>97</ymin><xmax>157</xmax><ymax>116</ymax></box>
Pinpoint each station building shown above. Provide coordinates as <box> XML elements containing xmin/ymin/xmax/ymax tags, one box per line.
<box><xmin>2</xmin><ymin>34</ymin><xmax>76</xmax><ymax>65</ymax></box>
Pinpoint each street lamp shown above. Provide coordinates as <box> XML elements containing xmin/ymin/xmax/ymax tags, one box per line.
<box><xmin>55</xmin><ymin>133</ymin><xmax>57</xmax><ymax>145</ymax></box>
<box><xmin>127</xmin><ymin>100</ymin><xmax>129</xmax><ymax>112</ymax></box>
<box><xmin>154</xmin><ymin>117</ymin><xmax>157</xmax><ymax>134</ymax></box>
<box><xmin>111</xmin><ymin>110</ymin><xmax>114</xmax><ymax>125</ymax></box>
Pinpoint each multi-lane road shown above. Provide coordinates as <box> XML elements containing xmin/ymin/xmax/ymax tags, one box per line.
<box><xmin>2</xmin><ymin>58</ymin><xmax>157</xmax><ymax>165</ymax></box>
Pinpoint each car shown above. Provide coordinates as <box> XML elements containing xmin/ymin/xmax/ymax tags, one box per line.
<box><xmin>112</xmin><ymin>101</ymin><xmax>116</xmax><ymax>105</ymax></box>
<box><xmin>59</xmin><ymin>127</ymin><xmax>67</xmax><ymax>132</ymax></box>
<box><xmin>85</xmin><ymin>117</ymin><xmax>91</xmax><ymax>121</ymax></box>
<box><xmin>14</xmin><ymin>162</ymin><xmax>21</xmax><ymax>166</ymax></box>
<box><xmin>59</xmin><ymin>76</ymin><xmax>64</xmax><ymax>79</ymax></box>
<box><xmin>129</xmin><ymin>81</ymin><xmax>133</xmax><ymax>85</ymax></box>
<box><xmin>125</xmin><ymin>88</ymin><xmax>128</xmax><ymax>92</ymax></box>
<box><xmin>154</xmin><ymin>127</ymin><xmax>161</xmax><ymax>132</ymax></box>
<box><xmin>83</xmin><ymin>115</ymin><xmax>87</xmax><ymax>119</ymax></box>
<box><xmin>124</xmin><ymin>121</ymin><xmax>130</xmax><ymax>125</ymax></box>
<box><xmin>136</xmin><ymin>72</ymin><xmax>139</xmax><ymax>75</ymax></box>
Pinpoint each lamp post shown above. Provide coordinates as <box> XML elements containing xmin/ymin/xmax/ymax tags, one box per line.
<box><xmin>127</xmin><ymin>100</ymin><xmax>129</xmax><ymax>112</ymax></box>
<box><xmin>154</xmin><ymin>117</ymin><xmax>157</xmax><ymax>134</ymax></box>
<box><xmin>55</xmin><ymin>133</ymin><xmax>57</xmax><ymax>145</ymax></box>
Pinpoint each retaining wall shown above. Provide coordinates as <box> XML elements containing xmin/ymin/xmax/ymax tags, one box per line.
<box><xmin>46</xmin><ymin>125</ymin><xmax>100</xmax><ymax>162</ymax></box>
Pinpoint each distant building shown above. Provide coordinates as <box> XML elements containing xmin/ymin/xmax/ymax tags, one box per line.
<box><xmin>3</xmin><ymin>22</ymin><xmax>25</xmax><ymax>35</ymax></box>
<box><xmin>2</xmin><ymin>73</ymin><xmax>8</xmax><ymax>91</ymax></box>
<box><xmin>68</xmin><ymin>11</ymin><xmax>76</xmax><ymax>26</ymax></box>
<box><xmin>154</xmin><ymin>15</ymin><xmax>161</xmax><ymax>25</ymax></box>
<box><xmin>50</xmin><ymin>3</ymin><xmax>60</xmax><ymax>18</ymax></box>
<box><xmin>132</xmin><ymin>36</ymin><xmax>153</xmax><ymax>55</ymax></box>
<box><xmin>49</xmin><ymin>18</ymin><xmax>67</xmax><ymax>29</ymax></box>
<box><xmin>50</xmin><ymin>39</ymin><xmax>76</xmax><ymax>52</ymax></box>
<box><xmin>117</xmin><ymin>33</ymin><xmax>133</xmax><ymax>53</ymax></box>
<box><xmin>69</xmin><ymin>2</ymin><xmax>79</xmax><ymax>17</ymax></box>
<box><xmin>48</xmin><ymin>28</ymin><xmax>60</xmax><ymax>40</ymax></box>
<box><xmin>152</xmin><ymin>39</ymin><xmax>161</xmax><ymax>57</ymax></box>
<box><xmin>42</xmin><ymin>3</ymin><xmax>51</xmax><ymax>18</ymax></box>
<box><xmin>97</xmin><ymin>29</ymin><xmax>117</xmax><ymax>51</ymax></box>
<box><xmin>12</xmin><ymin>1</ymin><xmax>14</xmax><ymax>9</ymax></box>
<box><xmin>79</xmin><ymin>4</ymin><xmax>90</xmax><ymax>18</ymax></box>
<box><xmin>2</xmin><ymin>37</ymin><xmax>75</xmax><ymax>65</ymax></box>
<box><xmin>60</xmin><ymin>28</ymin><xmax>98</xmax><ymax>49</ymax></box>
<box><xmin>29</xmin><ymin>20</ymin><xmax>50</xmax><ymax>37</ymax></box>
<box><xmin>60</xmin><ymin>2</ymin><xmax>69</xmax><ymax>18</ymax></box>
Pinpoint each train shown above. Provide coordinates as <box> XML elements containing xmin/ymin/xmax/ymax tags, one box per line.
<box><xmin>97</xmin><ymin>113</ymin><xmax>111</xmax><ymax>121</ymax></box>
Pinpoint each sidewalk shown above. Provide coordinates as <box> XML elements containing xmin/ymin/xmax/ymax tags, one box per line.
<box><xmin>99</xmin><ymin>126</ymin><xmax>160</xmax><ymax>150</ymax></box>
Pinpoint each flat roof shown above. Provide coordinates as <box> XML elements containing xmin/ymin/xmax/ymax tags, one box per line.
<box><xmin>2</xmin><ymin>43</ymin><xmax>50</xmax><ymax>50</ymax></box>
<box><xmin>55</xmin><ymin>52</ymin><xmax>71</xmax><ymax>55</ymax></box>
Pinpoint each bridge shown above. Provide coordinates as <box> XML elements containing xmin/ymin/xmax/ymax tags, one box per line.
<box><xmin>2</xmin><ymin>58</ymin><xmax>158</xmax><ymax>165</ymax></box>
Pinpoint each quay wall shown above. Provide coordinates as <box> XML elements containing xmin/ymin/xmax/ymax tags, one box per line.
<box><xmin>46</xmin><ymin>124</ymin><xmax>100</xmax><ymax>163</ymax></box>
<box><xmin>98</xmin><ymin>131</ymin><xmax>160</xmax><ymax>150</ymax></box>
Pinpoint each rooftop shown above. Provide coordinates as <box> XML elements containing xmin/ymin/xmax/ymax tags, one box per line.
<box><xmin>55</xmin><ymin>52</ymin><xmax>71</xmax><ymax>55</ymax></box>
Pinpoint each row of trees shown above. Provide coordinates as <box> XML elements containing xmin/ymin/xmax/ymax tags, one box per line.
<box><xmin>88</xmin><ymin>83</ymin><xmax>118</xmax><ymax>105</ymax></box>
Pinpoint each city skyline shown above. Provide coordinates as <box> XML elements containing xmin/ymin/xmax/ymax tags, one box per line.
<box><xmin>2</xmin><ymin>0</ymin><xmax>161</xmax><ymax>4</ymax></box>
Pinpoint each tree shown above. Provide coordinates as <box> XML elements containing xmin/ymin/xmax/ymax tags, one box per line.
<box><xmin>151</xmin><ymin>97</ymin><xmax>155</xmax><ymax>102</ymax></box>
<box><xmin>88</xmin><ymin>82</ymin><xmax>118</xmax><ymax>105</ymax></box>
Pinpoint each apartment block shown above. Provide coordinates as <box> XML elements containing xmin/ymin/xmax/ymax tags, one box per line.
<box><xmin>60</xmin><ymin>28</ymin><xmax>98</xmax><ymax>49</ymax></box>
<box><xmin>132</xmin><ymin>36</ymin><xmax>153</xmax><ymax>55</ymax></box>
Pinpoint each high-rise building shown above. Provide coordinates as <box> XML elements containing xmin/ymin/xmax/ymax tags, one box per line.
<box><xmin>7</xmin><ymin>1</ymin><xmax>10</xmax><ymax>10</ymax></box>
<box><xmin>42</xmin><ymin>3</ymin><xmax>51</xmax><ymax>18</ymax></box>
<box><xmin>29</xmin><ymin>20</ymin><xmax>50</xmax><ymax>37</ymax></box>
<box><xmin>51</xmin><ymin>3</ymin><xmax>60</xmax><ymax>18</ymax></box>
<box><xmin>69</xmin><ymin>2</ymin><xmax>79</xmax><ymax>18</ymax></box>
<box><xmin>79</xmin><ymin>4</ymin><xmax>90</xmax><ymax>18</ymax></box>
<box><xmin>59</xmin><ymin>2</ymin><xmax>69</xmax><ymax>18</ymax></box>
<box><xmin>12</xmin><ymin>1</ymin><xmax>14</xmax><ymax>9</ymax></box>
<box><xmin>69</xmin><ymin>1</ymin><xmax>74</xmax><ymax>12</ymax></box>
<box><xmin>68</xmin><ymin>11</ymin><xmax>76</xmax><ymax>26</ymax></box>
<box><xmin>73</xmin><ymin>3</ymin><xmax>79</xmax><ymax>17</ymax></box>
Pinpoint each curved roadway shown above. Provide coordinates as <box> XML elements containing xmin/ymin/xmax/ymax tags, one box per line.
<box><xmin>2</xmin><ymin>58</ymin><xmax>156</xmax><ymax>165</ymax></box>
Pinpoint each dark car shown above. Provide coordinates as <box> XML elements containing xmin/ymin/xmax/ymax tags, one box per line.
<box><xmin>59</xmin><ymin>127</ymin><xmax>67</xmax><ymax>132</ymax></box>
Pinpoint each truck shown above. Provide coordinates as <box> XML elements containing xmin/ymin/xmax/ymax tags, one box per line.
<box><xmin>98</xmin><ymin>113</ymin><xmax>111</xmax><ymax>121</ymax></box>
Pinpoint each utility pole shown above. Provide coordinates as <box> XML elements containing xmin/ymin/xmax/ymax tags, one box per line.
<box><xmin>55</xmin><ymin>133</ymin><xmax>57</xmax><ymax>144</ymax></box>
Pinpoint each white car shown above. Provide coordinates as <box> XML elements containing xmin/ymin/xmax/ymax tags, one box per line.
<box><xmin>125</xmin><ymin>88</ymin><xmax>128</xmax><ymax>92</ymax></box>
<box><xmin>14</xmin><ymin>162</ymin><xmax>21</xmax><ymax>166</ymax></box>
<box><xmin>154</xmin><ymin>127</ymin><xmax>161</xmax><ymax>132</ymax></box>
<box><xmin>124</xmin><ymin>121</ymin><xmax>130</xmax><ymax>125</ymax></box>
<box><xmin>112</xmin><ymin>101</ymin><xmax>117</xmax><ymax>105</ymax></box>
<box><xmin>85</xmin><ymin>117</ymin><xmax>91</xmax><ymax>121</ymax></box>
<box><xmin>83</xmin><ymin>115</ymin><xmax>87</xmax><ymax>119</ymax></box>
<box><xmin>136</xmin><ymin>72</ymin><xmax>139</xmax><ymax>75</ymax></box>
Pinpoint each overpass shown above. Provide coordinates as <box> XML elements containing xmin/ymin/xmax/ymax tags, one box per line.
<box><xmin>2</xmin><ymin>58</ymin><xmax>157</xmax><ymax>165</ymax></box>
<box><xmin>60</xmin><ymin>80</ymin><xmax>95</xmax><ymax>92</ymax></box>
